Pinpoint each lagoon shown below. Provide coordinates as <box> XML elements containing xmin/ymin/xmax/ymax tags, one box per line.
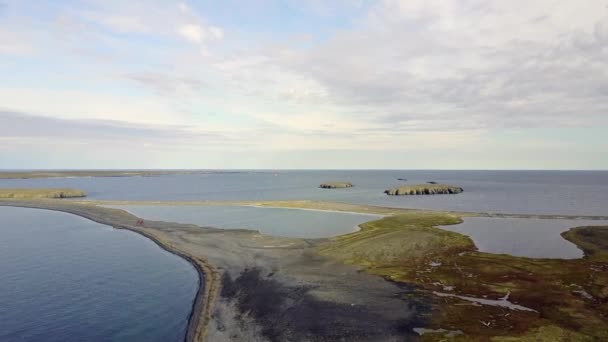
<box><xmin>439</xmin><ymin>217</ymin><xmax>608</xmax><ymax>259</ymax></box>
<box><xmin>106</xmin><ymin>205</ymin><xmax>382</xmax><ymax>238</ymax></box>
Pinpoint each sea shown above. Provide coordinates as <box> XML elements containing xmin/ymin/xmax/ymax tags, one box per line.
<box><xmin>0</xmin><ymin>207</ymin><xmax>197</xmax><ymax>342</ymax></box>
<box><xmin>1</xmin><ymin>170</ymin><xmax>606</xmax><ymax>215</ymax></box>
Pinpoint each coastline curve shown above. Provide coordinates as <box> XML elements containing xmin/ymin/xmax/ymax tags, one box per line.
<box><xmin>0</xmin><ymin>200</ymin><xmax>220</xmax><ymax>342</ymax></box>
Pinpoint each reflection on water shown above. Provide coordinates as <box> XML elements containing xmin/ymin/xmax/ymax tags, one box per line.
<box><xmin>439</xmin><ymin>217</ymin><xmax>608</xmax><ymax>259</ymax></box>
<box><xmin>0</xmin><ymin>207</ymin><xmax>198</xmax><ymax>342</ymax></box>
<box><xmin>106</xmin><ymin>205</ymin><xmax>382</xmax><ymax>238</ymax></box>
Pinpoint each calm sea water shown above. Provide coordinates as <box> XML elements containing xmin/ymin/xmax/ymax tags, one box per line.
<box><xmin>440</xmin><ymin>217</ymin><xmax>608</xmax><ymax>259</ymax></box>
<box><xmin>0</xmin><ymin>207</ymin><xmax>198</xmax><ymax>342</ymax></box>
<box><xmin>1</xmin><ymin>170</ymin><xmax>606</xmax><ymax>215</ymax></box>
<box><xmin>106</xmin><ymin>205</ymin><xmax>381</xmax><ymax>238</ymax></box>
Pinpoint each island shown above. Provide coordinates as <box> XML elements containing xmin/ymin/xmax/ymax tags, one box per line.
<box><xmin>319</xmin><ymin>182</ymin><xmax>353</xmax><ymax>189</ymax></box>
<box><xmin>0</xmin><ymin>188</ymin><xmax>87</xmax><ymax>199</ymax></box>
<box><xmin>384</xmin><ymin>184</ymin><xmax>463</xmax><ymax>195</ymax></box>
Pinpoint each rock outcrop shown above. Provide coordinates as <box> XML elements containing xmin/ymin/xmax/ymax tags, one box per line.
<box><xmin>384</xmin><ymin>184</ymin><xmax>463</xmax><ymax>196</ymax></box>
<box><xmin>319</xmin><ymin>182</ymin><xmax>354</xmax><ymax>189</ymax></box>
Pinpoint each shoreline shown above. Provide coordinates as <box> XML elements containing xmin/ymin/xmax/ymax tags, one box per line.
<box><xmin>0</xmin><ymin>201</ymin><xmax>220</xmax><ymax>342</ymax></box>
<box><xmin>113</xmin><ymin>223</ymin><xmax>218</xmax><ymax>342</ymax></box>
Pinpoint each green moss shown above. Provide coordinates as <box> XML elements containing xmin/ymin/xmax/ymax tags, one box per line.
<box><xmin>0</xmin><ymin>188</ymin><xmax>87</xmax><ymax>199</ymax></box>
<box><xmin>318</xmin><ymin>212</ymin><xmax>471</xmax><ymax>267</ymax></box>
<box><xmin>491</xmin><ymin>325</ymin><xmax>594</xmax><ymax>341</ymax></box>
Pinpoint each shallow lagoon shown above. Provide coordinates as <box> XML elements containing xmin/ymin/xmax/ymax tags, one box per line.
<box><xmin>0</xmin><ymin>207</ymin><xmax>198</xmax><ymax>342</ymax></box>
<box><xmin>439</xmin><ymin>217</ymin><xmax>608</xmax><ymax>259</ymax></box>
<box><xmin>106</xmin><ymin>205</ymin><xmax>382</xmax><ymax>238</ymax></box>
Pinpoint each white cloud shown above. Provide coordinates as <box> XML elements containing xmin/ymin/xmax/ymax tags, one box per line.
<box><xmin>63</xmin><ymin>1</ymin><xmax>223</xmax><ymax>45</ymax></box>
<box><xmin>0</xmin><ymin>87</ymin><xmax>182</xmax><ymax>125</ymax></box>
<box><xmin>177</xmin><ymin>24</ymin><xmax>222</xmax><ymax>43</ymax></box>
<box><xmin>178</xmin><ymin>24</ymin><xmax>204</xmax><ymax>43</ymax></box>
<box><xmin>1</xmin><ymin>0</ymin><xmax>607</xmax><ymax>168</ymax></box>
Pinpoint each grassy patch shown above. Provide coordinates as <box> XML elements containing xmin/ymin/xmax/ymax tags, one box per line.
<box><xmin>562</xmin><ymin>226</ymin><xmax>608</xmax><ymax>263</ymax></box>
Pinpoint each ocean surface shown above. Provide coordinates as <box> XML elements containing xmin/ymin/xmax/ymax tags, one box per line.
<box><xmin>0</xmin><ymin>207</ymin><xmax>198</xmax><ymax>342</ymax></box>
<box><xmin>1</xmin><ymin>170</ymin><xmax>607</xmax><ymax>215</ymax></box>
<box><xmin>106</xmin><ymin>205</ymin><xmax>381</xmax><ymax>238</ymax></box>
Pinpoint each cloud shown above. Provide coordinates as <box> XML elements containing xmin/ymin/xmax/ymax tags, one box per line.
<box><xmin>177</xmin><ymin>23</ymin><xmax>223</xmax><ymax>43</ymax></box>
<box><xmin>1</xmin><ymin>0</ymin><xmax>607</xmax><ymax>168</ymax></box>
<box><xmin>61</xmin><ymin>1</ymin><xmax>223</xmax><ymax>45</ymax></box>
<box><xmin>0</xmin><ymin>86</ymin><xmax>189</xmax><ymax>125</ymax></box>
<box><xmin>239</xmin><ymin>0</ymin><xmax>608</xmax><ymax>131</ymax></box>
<box><xmin>0</xmin><ymin>110</ymin><xmax>234</xmax><ymax>149</ymax></box>
<box><xmin>125</xmin><ymin>72</ymin><xmax>206</xmax><ymax>94</ymax></box>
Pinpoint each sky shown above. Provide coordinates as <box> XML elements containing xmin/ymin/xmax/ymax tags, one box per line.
<box><xmin>0</xmin><ymin>0</ymin><xmax>607</xmax><ymax>169</ymax></box>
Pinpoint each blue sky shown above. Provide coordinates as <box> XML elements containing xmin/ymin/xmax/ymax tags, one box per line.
<box><xmin>1</xmin><ymin>0</ymin><xmax>607</xmax><ymax>169</ymax></box>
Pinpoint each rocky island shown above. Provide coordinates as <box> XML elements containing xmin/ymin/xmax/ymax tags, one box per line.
<box><xmin>385</xmin><ymin>184</ymin><xmax>463</xmax><ymax>195</ymax></box>
<box><xmin>319</xmin><ymin>182</ymin><xmax>353</xmax><ymax>189</ymax></box>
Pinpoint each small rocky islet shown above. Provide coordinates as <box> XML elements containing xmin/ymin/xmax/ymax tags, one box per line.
<box><xmin>319</xmin><ymin>182</ymin><xmax>354</xmax><ymax>189</ymax></box>
<box><xmin>318</xmin><ymin>181</ymin><xmax>463</xmax><ymax>195</ymax></box>
<box><xmin>384</xmin><ymin>184</ymin><xmax>463</xmax><ymax>196</ymax></box>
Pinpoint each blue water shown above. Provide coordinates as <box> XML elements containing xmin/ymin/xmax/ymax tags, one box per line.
<box><xmin>0</xmin><ymin>207</ymin><xmax>198</xmax><ymax>342</ymax></box>
<box><xmin>107</xmin><ymin>205</ymin><xmax>382</xmax><ymax>238</ymax></box>
<box><xmin>439</xmin><ymin>217</ymin><xmax>608</xmax><ymax>259</ymax></box>
<box><xmin>1</xmin><ymin>170</ymin><xmax>606</xmax><ymax>215</ymax></box>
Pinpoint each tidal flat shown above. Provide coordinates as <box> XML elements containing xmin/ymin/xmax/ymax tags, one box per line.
<box><xmin>1</xmin><ymin>195</ymin><xmax>607</xmax><ymax>341</ymax></box>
